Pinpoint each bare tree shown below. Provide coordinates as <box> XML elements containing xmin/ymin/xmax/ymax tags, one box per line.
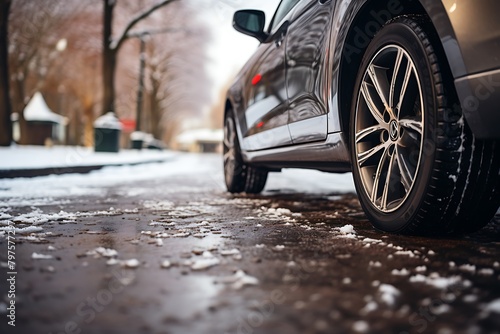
<box><xmin>54</xmin><ymin>3</ymin><xmax>102</xmax><ymax>146</ymax></box>
<box><xmin>8</xmin><ymin>0</ymin><xmax>79</xmax><ymax>144</ymax></box>
<box><xmin>135</xmin><ymin>1</ymin><xmax>212</xmax><ymax>144</ymax></box>
<box><xmin>7</xmin><ymin>0</ymin><xmax>214</xmax><ymax>147</ymax></box>
<box><xmin>101</xmin><ymin>0</ymin><xmax>177</xmax><ymax>116</ymax></box>
<box><xmin>0</xmin><ymin>0</ymin><xmax>12</xmax><ymax>146</ymax></box>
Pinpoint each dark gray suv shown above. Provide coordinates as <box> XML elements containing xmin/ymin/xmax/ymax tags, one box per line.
<box><xmin>223</xmin><ymin>0</ymin><xmax>500</xmax><ymax>236</ymax></box>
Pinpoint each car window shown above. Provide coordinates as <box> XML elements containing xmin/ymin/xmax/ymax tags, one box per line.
<box><xmin>270</xmin><ymin>0</ymin><xmax>301</xmax><ymax>32</ymax></box>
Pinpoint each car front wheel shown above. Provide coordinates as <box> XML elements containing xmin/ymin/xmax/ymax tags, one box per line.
<box><xmin>350</xmin><ymin>17</ymin><xmax>500</xmax><ymax>235</ymax></box>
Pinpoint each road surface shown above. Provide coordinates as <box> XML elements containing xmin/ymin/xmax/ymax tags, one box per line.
<box><xmin>1</xmin><ymin>153</ymin><xmax>499</xmax><ymax>334</ymax></box>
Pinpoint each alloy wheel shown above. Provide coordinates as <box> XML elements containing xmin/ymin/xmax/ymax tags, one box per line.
<box><xmin>354</xmin><ymin>45</ymin><xmax>424</xmax><ymax>213</ymax></box>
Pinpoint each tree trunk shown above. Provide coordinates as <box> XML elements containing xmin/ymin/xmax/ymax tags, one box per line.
<box><xmin>0</xmin><ymin>0</ymin><xmax>12</xmax><ymax>146</ymax></box>
<box><xmin>102</xmin><ymin>0</ymin><xmax>116</xmax><ymax>115</ymax></box>
<box><xmin>84</xmin><ymin>107</ymin><xmax>94</xmax><ymax>147</ymax></box>
<box><xmin>13</xmin><ymin>71</ymin><xmax>29</xmax><ymax>144</ymax></box>
<box><xmin>149</xmin><ymin>81</ymin><xmax>162</xmax><ymax>139</ymax></box>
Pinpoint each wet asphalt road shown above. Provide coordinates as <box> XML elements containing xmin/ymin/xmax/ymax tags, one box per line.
<box><xmin>1</xmin><ymin>154</ymin><xmax>500</xmax><ymax>334</ymax></box>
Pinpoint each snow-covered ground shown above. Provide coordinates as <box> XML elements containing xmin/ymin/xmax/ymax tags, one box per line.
<box><xmin>266</xmin><ymin>168</ymin><xmax>355</xmax><ymax>195</ymax></box>
<box><xmin>0</xmin><ymin>154</ymin><xmax>208</xmax><ymax>202</ymax></box>
<box><xmin>0</xmin><ymin>152</ymin><xmax>356</xmax><ymax>204</ymax></box>
<box><xmin>0</xmin><ymin>145</ymin><xmax>175</xmax><ymax>170</ymax></box>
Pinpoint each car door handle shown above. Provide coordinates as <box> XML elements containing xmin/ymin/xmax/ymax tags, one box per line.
<box><xmin>318</xmin><ymin>0</ymin><xmax>331</xmax><ymax>4</ymax></box>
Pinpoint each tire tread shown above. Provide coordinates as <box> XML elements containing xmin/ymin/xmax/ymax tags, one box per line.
<box><xmin>393</xmin><ymin>17</ymin><xmax>499</xmax><ymax>235</ymax></box>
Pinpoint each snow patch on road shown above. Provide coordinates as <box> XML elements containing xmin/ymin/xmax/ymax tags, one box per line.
<box><xmin>190</xmin><ymin>251</ymin><xmax>221</xmax><ymax>271</ymax></box>
<box><xmin>362</xmin><ymin>237</ymin><xmax>383</xmax><ymax>244</ymax></box>
<box><xmin>352</xmin><ymin>320</ymin><xmax>369</xmax><ymax>333</ymax></box>
<box><xmin>217</xmin><ymin>270</ymin><xmax>259</xmax><ymax>290</ymax></box>
<box><xmin>256</xmin><ymin>206</ymin><xmax>296</xmax><ymax>224</ymax></box>
<box><xmin>394</xmin><ymin>250</ymin><xmax>417</xmax><ymax>258</ymax></box>
<box><xmin>86</xmin><ymin>247</ymin><xmax>118</xmax><ymax>258</ymax></box>
<box><xmin>122</xmin><ymin>259</ymin><xmax>140</xmax><ymax>268</ymax></box>
<box><xmin>477</xmin><ymin>268</ymin><xmax>494</xmax><ymax>276</ymax></box>
<box><xmin>143</xmin><ymin>200</ymin><xmax>174</xmax><ymax>211</ymax></box>
<box><xmin>484</xmin><ymin>299</ymin><xmax>500</xmax><ymax>313</ymax></box>
<box><xmin>0</xmin><ymin>212</ymin><xmax>12</xmax><ymax>220</ymax></box>
<box><xmin>392</xmin><ymin>268</ymin><xmax>410</xmax><ymax>276</ymax></box>
<box><xmin>0</xmin><ymin>207</ymin><xmax>132</xmax><ymax>238</ymax></box>
<box><xmin>32</xmin><ymin>252</ymin><xmax>54</xmax><ymax>260</ymax></box>
<box><xmin>335</xmin><ymin>224</ymin><xmax>357</xmax><ymax>238</ymax></box>
<box><xmin>409</xmin><ymin>273</ymin><xmax>471</xmax><ymax>290</ymax></box>
<box><xmin>458</xmin><ymin>264</ymin><xmax>476</xmax><ymax>273</ymax></box>
<box><xmin>220</xmin><ymin>248</ymin><xmax>241</xmax><ymax>256</ymax></box>
<box><xmin>378</xmin><ymin>284</ymin><xmax>400</xmax><ymax>307</ymax></box>
<box><xmin>360</xmin><ymin>301</ymin><xmax>378</xmax><ymax>315</ymax></box>
<box><xmin>0</xmin><ymin>225</ymin><xmax>43</xmax><ymax>234</ymax></box>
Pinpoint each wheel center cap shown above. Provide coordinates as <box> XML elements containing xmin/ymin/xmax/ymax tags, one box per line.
<box><xmin>389</xmin><ymin>120</ymin><xmax>399</xmax><ymax>141</ymax></box>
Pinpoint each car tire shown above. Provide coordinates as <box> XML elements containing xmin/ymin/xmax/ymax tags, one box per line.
<box><xmin>223</xmin><ymin>111</ymin><xmax>268</xmax><ymax>194</ymax></box>
<box><xmin>349</xmin><ymin>17</ymin><xmax>500</xmax><ymax>235</ymax></box>
<box><xmin>244</xmin><ymin>165</ymin><xmax>268</xmax><ymax>194</ymax></box>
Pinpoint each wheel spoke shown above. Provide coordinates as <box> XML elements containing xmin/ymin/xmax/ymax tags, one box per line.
<box><xmin>223</xmin><ymin>137</ymin><xmax>232</xmax><ymax>148</ymax></box>
<box><xmin>358</xmin><ymin>142</ymin><xmax>388</xmax><ymax>167</ymax></box>
<box><xmin>396</xmin><ymin>146</ymin><xmax>413</xmax><ymax>192</ymax></box>
<box><xmin>400</xmin><ymin>118</ymin><xmax>423</xmax><ymax>135</ymax></box>
<box><xmin>389</xmin><ymin>49</ymin><xmax>404</xmax><ymax>110</ymax></box>
<box><xmin>355</xmin><ymin>125</ymin><xmax>385</xmax><ymax>143</ymax></box>
<box><xmin>223</xmin><ymin>149</ymin><xmax>234</xmax><ymax>163</ymax></box>
<box><xmin>367</xmin><ymin>64</ymin><xmax>390</xmax><ymax>108</ymax></box>
<box><xmin>395</xmin><ymin>60</ymin><xmax>414</xmax><ymax>113</ymax></box>
<box><xmin>381</xmin><ymin>152</ymin><xmax>397</xmax><ymax>210</ymax></box>
<box><xmin>370</xmin><ymin>145</ymin><xmax>390</xmax><ymax>202</ymax></box>
<box><xmin>361</xmin><ymin>81</ymin><xmax>385</xmax><ymax>125</ymax></box>
<box><xmin>367</xmin><ymin>64</ymin><xmax>391</xmax><ymax>115</ymax></box>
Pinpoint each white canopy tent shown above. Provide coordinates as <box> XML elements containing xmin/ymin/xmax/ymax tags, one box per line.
<box><xmin>13</xmin><ymin>92</ymin><xmax>68</xmax><ymax>144</ymax></box>
<box><xmin>24</xmin><ymin>92</ymin><xmax>67</xmax><ymax>124</ymax></box>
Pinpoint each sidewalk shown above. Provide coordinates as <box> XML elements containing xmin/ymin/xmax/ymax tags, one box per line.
<box><xmin>0</xmin><ymin>145</ymin><xmax>177</xmax><ymax>178</ymax></box>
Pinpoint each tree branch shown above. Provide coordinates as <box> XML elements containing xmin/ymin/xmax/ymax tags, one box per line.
<box><xmin>110</xmin><ymin>0</ymin><xmax>178</xmax><ymax>51</ymax></box>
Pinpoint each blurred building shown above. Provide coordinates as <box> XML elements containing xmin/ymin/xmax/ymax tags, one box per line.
<box><xmin>13</xmin><ymin>92</ymin><xmax>68</xmax><ymax>146</ymax></box>
<box><xmin>174</xmin><ymin>128</ymin><xmax>223</xmax><ymax>153</ymax></box>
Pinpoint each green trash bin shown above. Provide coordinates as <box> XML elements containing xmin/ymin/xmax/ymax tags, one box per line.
<box><xmin>94</xmin><ymin>112</ymin><xmax>122</xmax><ymax>153</ymax></box>
<box><xmin>130</xmin><ymin>131</ymin><xmax>145</xmax><ymax>150</ymax></box>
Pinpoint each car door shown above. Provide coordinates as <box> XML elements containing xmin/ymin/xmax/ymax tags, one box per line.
<box><xmin>285</xmin><ymin>0</ymin><xmax>335</xmax><ymax>144</ymax></box>
<box><xmin>241</xmin><ymin>0</ymin><xmax>300</xmax><ymax>151</ymax></box>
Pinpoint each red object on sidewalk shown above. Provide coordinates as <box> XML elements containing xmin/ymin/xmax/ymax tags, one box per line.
<box><xmin>121</xmin><ymin>119</ymin><xmax>136</xmax><ymax>133</ymax></box>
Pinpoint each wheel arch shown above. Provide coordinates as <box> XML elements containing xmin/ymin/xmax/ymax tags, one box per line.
<box><xmin>224</xmin><ymin>96</ymin><xmax>248</xmax><ymax>154</ymax></box>
<box><xmin>337</xmin><ymin>0</ymin><xmax>461</xmax><ymax>137</ymax></box>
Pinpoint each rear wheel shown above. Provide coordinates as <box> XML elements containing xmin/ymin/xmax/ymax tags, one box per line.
<box><xmin>223</xmin><ymin>111</ymin><xmax>268</xmax><ymax>194</ymax></box>
<box><xmin>350</xmin><ymin>17</ymin><xmax>500</xmax><ymax>235</ymax></box>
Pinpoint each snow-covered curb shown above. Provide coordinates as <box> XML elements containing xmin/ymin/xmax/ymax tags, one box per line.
<box><xmin>0</xmin><ymin>145</ymin><xmax>175</xmax><ymax>171</ymax></box>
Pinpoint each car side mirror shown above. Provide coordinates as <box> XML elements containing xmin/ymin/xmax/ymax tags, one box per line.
<box><xmin>233</xmin><ymin>10</ymin><xmax>268</xmax><ymax>43</ymax></box>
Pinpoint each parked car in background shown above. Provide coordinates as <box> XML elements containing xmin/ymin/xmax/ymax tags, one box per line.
<box><xmin>223</xmin><ymin>0</ymin><xmax>500</xmax><ymax>235</ymax></box>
